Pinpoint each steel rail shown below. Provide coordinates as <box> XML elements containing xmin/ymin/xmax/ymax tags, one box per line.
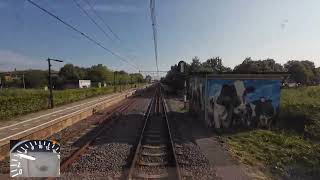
<box><xmin>127</xmin><ymin>91</ymin><xmax>156</xmax><ymax>179</ymax></box>
<box><xmin>128</xmin><ymin>86</ymin><xmax>182</xmax><ymax>179</ymax></box>
<box><xmin>160</xmin><ymin>88</ymin><xmax>182</xmax><ymax>180</ymax></box>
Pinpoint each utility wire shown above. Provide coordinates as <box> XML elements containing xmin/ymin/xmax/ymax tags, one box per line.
<box><xmin>81</xmin><ymin>0</ymin><xmax>141</xmax><ymax>70</ymax></box>
<box><xmin>82</xmin><ymin>0</ymin><xmax>120</xmax><ymax>41</ymax></box>
<box><xmin>26</xmin><ymin>0</ymin><xmax>139</xmax><ymax>70</ymax></box>
<box><xmin>150</xmin><ymin>0</ymin><xmax>159</xmax><ymax>73</ymax></box>
<box><xmin>72</xmin><ymin>0</ymin><xmax>112</xmax><ymax>41</ymax></box>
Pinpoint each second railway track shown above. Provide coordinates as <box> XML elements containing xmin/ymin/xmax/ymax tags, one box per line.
<box><xmin>59</xmin><ymin>98</ymin><xmax>136</xmax><ymax>172</ymax></box>
<box><xmin>128</xmin><ymin>86</ymin><xmax>181</xmax><ymax>180</ymax></box>
<box><xmin>59</xmin><ymin>86</ymin><xmax>154</xmax><ymax>179</ymax></box>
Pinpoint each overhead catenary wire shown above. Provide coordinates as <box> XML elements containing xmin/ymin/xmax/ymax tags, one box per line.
<box><xmin>82</xmin><ymin>0</ymin><xmax>121</xmax><ymax>41</ymax></box>
<box><xmin>150</xmin><ymin>0</ymin><xmax>159</xmax><ymax>74</ymax></box>
<box><xmin>76</xmin><ymin>0</ymin><xmax>141</xmax><ymax>70</ymax></box>
<box><xmin>72</xmin><ymin>0</ymin><xmax>113</xmax><ymax>41</ymax></box>
<box><xmin>26</xmin><ymin>0</ymin><xmax>139</xmax><ymax>70</ymax></box>
<box><xmin>82</xmin><ymin>0</ymin><xmax>142</xmax><ymax>70</ymax></box>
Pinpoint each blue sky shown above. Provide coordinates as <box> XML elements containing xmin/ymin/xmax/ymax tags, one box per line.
<box><xmin>0</xmin><ymin>0</ymin><xmax>320</xmax><ymax>74</ymax></box>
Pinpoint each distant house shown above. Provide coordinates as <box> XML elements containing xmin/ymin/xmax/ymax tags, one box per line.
<box><xmin>282</xmin><ymin>80</ymin><xmax>300</xmax><ymax>88</ymax></box>
<box><xmin>59</xmin><ymin>80</ymin><xmax>92</xmax><ymax>89</ymax></box>
<box><xmin>145</xmin><ymin>76</ymin><xmax>152</xmax><ymax>83</ymax></box>
<box><xmin>79</xmin><ymin>80</ymin><xmax>91</xmax><ymax>88</ymax></box>
<box><xmin>0</xmin><ymin>71</ymin><xmax>21</xmax><ymax>82</ymax></box>
<box><xmin>4</xmin><ymin>74</ymin><xmax>12</xmax><ymax>81</ymax></box>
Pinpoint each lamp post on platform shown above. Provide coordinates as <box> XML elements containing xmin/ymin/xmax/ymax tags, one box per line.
<box><xmin>47</xmin><ymin>58</ymin><xmax>63</xmax><ymax>109</ymax></box>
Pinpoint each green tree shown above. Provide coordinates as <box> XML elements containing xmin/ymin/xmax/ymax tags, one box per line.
<box><xmin>233</xmin><ymin>57</ymin><xmax>284</xmax><ymax>73</ymax></box>
<box><xmin>317</xmin><ymin>67</ymin><xmax>320</xmax><ymax>83</ymax></box>
<box><xmin>24</xmin><ymin>70</ymin><xmax>48</xmax><ymax>88</ymax></box>
<box><xmin>284</xmin><ymin>60</ymin><xmax>318</xmax><ymax>84</ymax></box>
<box><xmin>59</xmin><ymin>64</ymin><xmax>86</xmax><ymax>81</ymax></box>
<box><xmin>87</xmin><ymin>64</ymin><xmax>111</xmax><ymax>83</ymax></box>
<box><xmin>163</xmin><ymin>57</ymin><xmax>231</xmax><ymax>91</ymax></box>
<box><xmin>162</xmin><ymin>64</ymin><xmax>186</xmax><ymax>90</ymax></box>
<box><xmin>130</xmin><ymin>73</ymin><xmax>144</xmax><ymax>83</ymax></box>
<box><xmin>189</xmin><ymin>57</ymin><xmax>201</xmax><ymax>72</ymax></box>
<box><xmin>116</xmin><ymin>71</ymin><xmax>130</xmax><ymax>84</ymax></box>
<box><xmin>200</xmin><ymin>57</ymin><xmax>231</xmax><ymax>73</ymax></box>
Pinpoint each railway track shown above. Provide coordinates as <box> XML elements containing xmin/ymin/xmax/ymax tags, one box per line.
<box><xmin>128</xmin><ymin>86</ymin><xmax>181</xmax><ymax>179</ymax></box>
<box><xmin>59</xmin><ymin>98</ymin><xmax>136</xmax><ymax>172</ymax></box>
<box><xmin>59</xmin><ymin>87</ymin><xmax>155</xmax><ymax>179</ymax></box>
<box><xmin>0</xmin><ymin>95</ymin><xmax>139</xmax><ymax>178</ymax></box>
<box><xmin>1</xmin><ymin>85</ymin><xmax>219</xmax><ymax>179</ymax></box>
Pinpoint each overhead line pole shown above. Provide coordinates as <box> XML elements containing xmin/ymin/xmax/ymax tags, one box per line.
<box><xmin>22</xmin><ymin>73</ymin><xmax>25</xmax><ymax>89</ymax></box>
<box><xmin>47</xmin><ymin>58</ymin><xmax>64</xmax><ymax>109</ymax></box>
<box><xmin>113</xmin><ymin>71</ymin><xmax>116</xmax><ymax>93</ymax></box>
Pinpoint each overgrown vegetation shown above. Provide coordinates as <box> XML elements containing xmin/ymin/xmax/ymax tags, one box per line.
<box><xmin>0</xmin><ymin>63</ymin><xmax>146</xmax><ymax>89</ymax></box>
<box><xmin>280</xmin><ymin>86</ymin><xmax>320</xmax><ymax>139</ymax></box>
<box><xmin>225</xmin><ymin>86</ymin><xmax>320</xmax><ymax>179</ymax></box>
<box><xmin>162</xmin><ymin>57</ymin><xmax>320</xmax><ymax>92</ymax></box>
<box><xmin>0</xmin><ymin>84</ymin><xmax>144</xmax><ymax>121</ymax></box>
<box><xmin>226</xmin><ymin>130</ymin><xmax>320</xmax><ymax>179</ymax></box>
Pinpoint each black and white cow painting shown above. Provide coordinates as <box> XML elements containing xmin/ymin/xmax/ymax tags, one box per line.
<box><xmin>208</xmin><ymin>80</ymin><xmax>256</xmax><ymax>128</ymax></box>
<box><xmin>207</xmin><ymin>79</ymin><xmax>278</xmax><ymax>129</ymax></box>
<box><xmin>252</xmin><ymin>97</ymin><xmax>275</xmax><ymax>128</ymax></box>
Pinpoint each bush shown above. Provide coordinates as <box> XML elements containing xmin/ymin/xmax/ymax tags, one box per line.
<box><xmin>0</xmin><ymin>84</ymin><xmax>144</xmax><ymax>121</ymax></box>
<box><xmin>279</xmin><ymin>86</ymin><xmax>320</xmax><ymax>139</ymax></box>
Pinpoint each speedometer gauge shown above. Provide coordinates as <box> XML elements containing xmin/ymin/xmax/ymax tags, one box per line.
<box><xmin>10</xmin><ymin>140</ymin><xmax>60</xmax><ymax>178</ymax></box>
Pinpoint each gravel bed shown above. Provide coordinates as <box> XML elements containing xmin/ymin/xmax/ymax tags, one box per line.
<box><xmin>60</xmin><ymin>92</ymin><xmax>152</xmax><ymax>179</ymax></box>
<box><xmin>167</xmin><ymin>97</ymin><xmax>220</xmax><ymax>180</ymax></box>
<box><xmin>66</xmin><ymin>143</ymin><xmax>131</xmax><ymax>178</ymax></box>
<box><xmin>176</xmin><ymin>142</ymin><xmax>217</xmax><ymax>179</ymax></box>
<box><xmin>46</xmin><ymin>100</ymin><xmax>127</xmax><ymax>163</ymax></box>
<box><xmin>0</xmin><ymin>157</ymin><xmax>9</xmax><ymax>175</ymax></box>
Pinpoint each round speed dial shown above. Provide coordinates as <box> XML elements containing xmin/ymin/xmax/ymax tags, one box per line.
<box><xmin>10</xmin><ymin>140</ymin><xmax>60</xmax><ymax>178</ymax></box>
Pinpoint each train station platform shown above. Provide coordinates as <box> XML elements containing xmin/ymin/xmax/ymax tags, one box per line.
<box><xmin>0</xmin><ymin>87</ymin><xmax>147</xmax><ymax>159</ymax></box>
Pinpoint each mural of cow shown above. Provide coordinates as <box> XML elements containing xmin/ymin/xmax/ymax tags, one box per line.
<box><xmin>190</xmin><ymin>76</ymin><xmax>280</xmax><ymax>130</ymax></box>
<box><xmin>208</xmin><ymin>80</ymin><xmax>276</xmax><ymax>129</ymax></box>
<box><xmin>252</xmin><ymin>97</ymin><xmax>275</xmax><ymax>128</ymax></box>
<box><xmin>208</xmin><ymin>80</ymin><xmax>255</xmax><ymax>128</ymax></box>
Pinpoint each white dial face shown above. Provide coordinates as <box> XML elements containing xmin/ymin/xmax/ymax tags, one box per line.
<box><xmin>10</xmin><ymin>140</ymin><xmax>60</xmax><ymax>178</ymax></box>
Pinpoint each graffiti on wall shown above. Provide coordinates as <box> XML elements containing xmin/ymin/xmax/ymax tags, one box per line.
<box><xmin>206</xmin><ymin>79</ymin><xmax>281</xmax><ymax>128</ymax></box>
<box><xmin>190</xmin><ymin>77</ymin><xmax>205</xmax><ymax>114</ymax></box>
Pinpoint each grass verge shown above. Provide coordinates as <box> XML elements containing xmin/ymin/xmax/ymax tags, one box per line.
<box><xmin>225</xmin><ymin>129</ymin><xmax>320</xmax><ymax>179</ymax></box>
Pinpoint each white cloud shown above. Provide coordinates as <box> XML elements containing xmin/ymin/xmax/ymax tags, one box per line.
<box><xmin>0</xmin><ymin>50</ymin><xmax>46</xmax><ymax>71</ymax></box>
<box><xmin>85</xmin><ymin>4</ymin><xmax>140</xmax><ymax>13</ymax></box>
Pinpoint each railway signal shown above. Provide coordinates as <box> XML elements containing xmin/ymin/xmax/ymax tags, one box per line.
<box><xmin>178</xmin><ymin>61</ymin><xmax>187</xmax><ymax>108</ymax></box>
